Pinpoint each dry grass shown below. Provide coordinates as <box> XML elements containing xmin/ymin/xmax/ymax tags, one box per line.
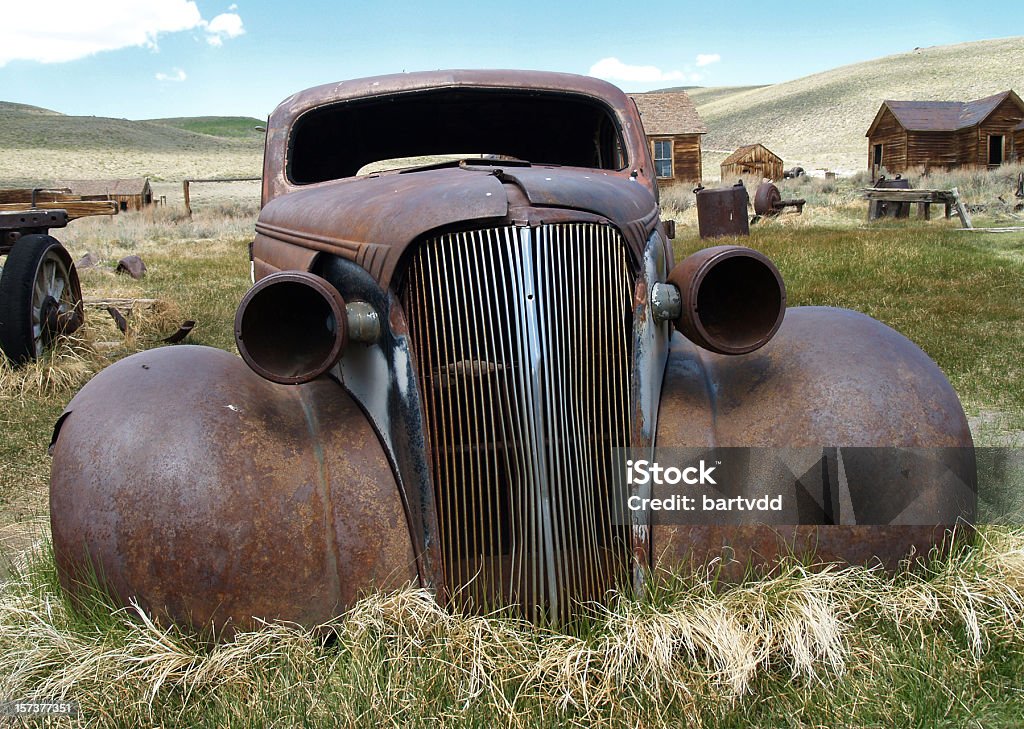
<box><xmin>0</xmin><ymin>332</ymin><xmax>102</xmax><ymax>400</ymax></box>
<box><xmin>0</xmin><ymin>530</ymin><xmax>1022</xmax><ymax>727</ymax></box>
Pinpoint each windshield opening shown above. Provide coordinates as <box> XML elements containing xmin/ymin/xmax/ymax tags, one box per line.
<box><xmin>288</xmin><ymin>88</ymin><xmax>627</xmax><ymax>184</ymax></box>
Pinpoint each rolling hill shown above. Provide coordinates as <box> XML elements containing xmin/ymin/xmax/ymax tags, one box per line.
<box><xmin>682</xmin><ymin>36</ymin><xmax>1024</xmax><ymax>174</ymax></box>
<box><xmin>0</xmin><ymin>102</ymin><xmax>262</xmax><ymax>182</ymax></box>
<box><xmin>145</xmin><ymin>116</ymin><xmax>266</xmax><ymax>139</ymax></box>
<box><xmin>2</xmin><ymin>36</ymin><xmax>1022</xmax><ymax>183</ymax></box>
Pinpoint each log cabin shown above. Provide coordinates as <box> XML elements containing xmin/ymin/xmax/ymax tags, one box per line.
<box><xmin>629</xmin><ymin>92</ymin><xmax>707</xmax><ymax>185</ymax></box>
<box><xmin>865</xmin><ymin>91</ymin><xmax>1024</xmax><ymax>177</ymax></box>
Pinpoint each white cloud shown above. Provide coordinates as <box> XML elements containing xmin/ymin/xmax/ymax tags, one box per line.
<box><xmin>695</xmin><ymin>53</ymin><xmax>721</xmax><ymax>67</ymax></box>
<box><xmin>155</xmin><ymin>67</ymin><xmax>187</xmax><ymax>82</ymax></box>
<box><xmin>205</xmin><ymin>12</ymin><xmax>244</xmax><ymax>46</ymax></box>
<box><xmin>589</xmin><ymin>57</ymin><xmax>688</xmax><ymax>84</ymax></box>
<box><xmin>0</xmin><ymin>1</ymin><xmax>243</xmax><ymax>67</ymax></box>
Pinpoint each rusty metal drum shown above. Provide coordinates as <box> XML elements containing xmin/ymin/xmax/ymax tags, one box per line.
<box><xmin>695</xmin><ymin>182</ymin><xmax>750</xmax><ymax>238</ymax></box>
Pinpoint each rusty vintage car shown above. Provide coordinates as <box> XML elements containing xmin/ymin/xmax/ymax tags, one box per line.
<box><xmin>49</xmin><ymin>71</ymin><xmax>975</xmax><ymax>630</ymax></box>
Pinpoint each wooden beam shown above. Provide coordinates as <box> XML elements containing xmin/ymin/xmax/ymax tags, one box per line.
<box><xmin>0</xmin><ymin>200</ymin><xmax>117</xmax><ymax>220</ymax></box>
<box><xmin>952</xmin><ymin>227</ymin><xmax>1024</xmax><ymax>233</ymax></box>
<box><xmin>83</xmin><ymin>298</ymin><xmax>157</xmax><ymax>309</ymax></box>
<box><xmin>950</xmin><ymin>187</ymin><xmax>972</xmax><ymax>229</ymax></box>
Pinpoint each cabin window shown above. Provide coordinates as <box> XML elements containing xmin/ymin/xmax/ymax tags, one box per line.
<box><xmin>653</xmin><ymin>139</ymin><xmax>673</xmax><ymax>178</ymax></box>
<box><xmin>873</xmin><ymin>144</ymin><xmax>883</xmax><ymax>167</ymax></box>
<box><xmin>988</xmin><ymin>135</ymin><xmax>1004</xmax><ymax>166</ymax></box>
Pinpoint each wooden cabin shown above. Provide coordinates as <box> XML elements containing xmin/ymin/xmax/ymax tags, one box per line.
<box><xmin>865</xmin><ymin>91</ymin><xmax>1024</xmax><ymax>176</ymax></box>
<box><xmin>628</xmin><ymin>92</ymin><xmax>707</xmax><ymax>185</ymax></box>
<box><xmin>53</xmin><ymin>178</ymin><xmax>153</xmax><ymax>211</ymax></box>
<box><xmin>720</xmin><ymin>143</ymin><xmax>783</xmax><ymax>182</ymax></box>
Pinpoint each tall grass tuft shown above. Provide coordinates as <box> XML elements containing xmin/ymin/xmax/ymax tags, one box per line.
<box><xmin>0</xmin><ymin>331</ymin><xmax>103</xmax><ymax>399</ymax></box>
<box><xmin>1</xmin><ymin>530</ymin><xmax>1023</xmax><ymax>727</ymax></box>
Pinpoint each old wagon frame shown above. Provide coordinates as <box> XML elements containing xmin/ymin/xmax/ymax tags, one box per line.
<box><xmin>0</xmin><ymin>190</ymin><xmax>116</xmax><ymax>363</ymax></box>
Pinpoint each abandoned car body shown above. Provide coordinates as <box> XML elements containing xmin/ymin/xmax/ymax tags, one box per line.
<box><xmin>50</xmin><ymin>71</ymin><xmax>975</xmax><ymax>630</ymax></box>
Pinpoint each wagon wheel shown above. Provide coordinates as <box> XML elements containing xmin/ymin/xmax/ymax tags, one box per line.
<box><xmin>0</xmin><ymin>234</ymin><xmax>84</xmax><ymax>363</ymax></box>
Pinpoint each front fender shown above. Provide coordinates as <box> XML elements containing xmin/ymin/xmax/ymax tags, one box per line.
<box><xmin>49</xmin><ymin>345</ymin><xmax>416</xmax><ymax>632</ymax></box>
<box><xmin>653</xmin><ymin>306</ymin><xmax>976</xmax><ymax>574</ymax></box>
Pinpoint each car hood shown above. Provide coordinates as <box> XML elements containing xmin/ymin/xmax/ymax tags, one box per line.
<box><xmin>255</xmin><ymin>164</ymin><xmax>658</xmax><ymax>286</ymax></box>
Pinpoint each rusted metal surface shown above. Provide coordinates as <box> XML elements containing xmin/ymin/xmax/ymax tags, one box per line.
<box><xmin>235</xmin><ymin>270</ymin><xmax>348</xmax><ymax>384</ymax></box>
<box><xmin>627</xmin><ymin>230</ymin><xmax>673</xmax><ymax>592</ymax></box>
<box><xmin>753</xmin><ymin>181</ymin><xmax>805</xmax><ymax>217</ymax></box>
<box><xmin>50</xmin><ymin>345</ymin><xmax>417</xmax><ymax>633</ymax></box>
<box><xmin>50</xmin><ymin>71</ymin><xmax>979</xmax><ymax>632</ymax></box>
<box><xmin>261</xmin><ymin>70</ymin><xmax>655</xmax><ymax>205</ymax></box>
<box><xmin>161</xmin><ymin>320</ymin><xmax>196</xmax><ymax>344</ymax></box>
<box><xmin>655</xmin><ymin>525</ymin><xmax>971</xmax><ymax>581</ymax></box>
<box><xmin>254</xmin><ymin>165</ymin><xmax>657</xmax><ymax>289</ymax></box>
<box><xmin>652</xmin><ymin>307</ymin><xmax>976</xmax><ymax>573</ymax></box>
<box><xmin>319</xmin><ymin>254</ymin><xmax>445</xmax><ymax>599</ymax></box>
<box><xmin>106</xmin><ymin>306</ymin><xmax>127</xmax><ymax>334</ymax></box>
<box><xmin>115</xmin><ymin>255</ymin><xmax>146</xmax><ymax>279</ymax></box>
<box><xmin>667</xmin><ymin>245</ymin><xmax>785</xmax><ymax>355</ymax></box>
<box><xmin>694</xmin><ymin>182</ymin><xmax>750</xmax><ymax>239</ymax></box>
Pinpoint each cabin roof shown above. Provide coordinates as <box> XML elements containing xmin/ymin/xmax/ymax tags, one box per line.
<box><xmin>50</xmin><ymin>178</ymin><xmax>151</xmax><ymax>196</ymax></box>
<box><xmin>628</xmin><ymin>92</ymin><xmax>707</xmax><ymax>135</ymax></box>
<box><xmin>868</xmin><ymin>91</ymin><xmax>1023</xmax><ymax>135</ymax></box>
<box><xmin>721</xmin><ymin>143</ymin><xmax>780</xmax><ymax>164</ymax></box>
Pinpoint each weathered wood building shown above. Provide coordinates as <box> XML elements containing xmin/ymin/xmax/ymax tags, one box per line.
<box><xmin>52</xmin><ymin>178</ymin><xmax>153</xmax><ymax>211</ymax></box>
<box><xmin>720</xmin><ymin>143</ymin><xmax>783</xmax><ymax>182</ymax></box>
<box><xmin>865</xmin><ymin>90</ymin><xmax>1024</xmax><ymax>176</ymax></box>
<box><xmin>628</xmin><ymin>92</ymin><xmax>707</xmax><ymax>185</ymax></box>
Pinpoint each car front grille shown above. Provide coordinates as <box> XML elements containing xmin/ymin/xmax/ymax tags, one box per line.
<box><xmin>401</xmin><ymin>223</ymin><xmax>635</xmax><ymax>621</ymax></box>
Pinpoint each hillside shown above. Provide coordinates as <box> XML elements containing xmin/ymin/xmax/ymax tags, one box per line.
<box><xmin>145</xmin><ymin>116</ymin><xmax>266</xmax><ymax>139</ymax></box>
<box><xmin>689</xmin><ymin>36</ymin><xmax>1024</xmax><ymax>174</ymax></box>
<box><xmin>661</xmin><ymin>85</ymin><xmax>767</xmax><ymax>108</ymax></box>
<box><xmin>0</xmin><ymin>103</ymin><xmax>262</xmax><ymax>182</ymax></box>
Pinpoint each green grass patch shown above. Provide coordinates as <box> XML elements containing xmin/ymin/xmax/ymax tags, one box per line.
<box><xmin>145</xmin><ymin>116</ymin><xmax>267</xmax><ymax>139</ymax></box>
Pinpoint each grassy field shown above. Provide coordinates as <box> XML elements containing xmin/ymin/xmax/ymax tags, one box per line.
<box><xmin>0</xmin><ymin>188</ymin><xmax>1022</xmax><ymax>725</ymax></box>
<box><xmin>145</xmin><ymin>116</ymin><xmax>267</xmax><ymax>139</ymax></box>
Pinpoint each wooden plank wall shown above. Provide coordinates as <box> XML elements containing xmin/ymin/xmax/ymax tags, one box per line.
<box><xmin>721</xmin><ymin>147</ymin><xmax>783</xmax><ymax>181</ymax></box>
<box><xmin>867</xmin><ymin>108</ymin><xmax>907</xmax><ymax>173</ymax></box>
<box><xmin>974</xmin><ymin>98</ymin><xmax>1023</xmax><ymax>165</ymax></box>
<box><xmin>653</xmin><ymin>134</ymin><xmax>702</xmax><ymax>185</ymax></box>
<box><xmin>906</xmin><ymin>131</ymin><xmax>959</xmax><ymax>171</ymax></box>
<box><xmin>1015</xmin><ymin>129</ymin><xmax>1024</xmax><ymax>162</ymax></box>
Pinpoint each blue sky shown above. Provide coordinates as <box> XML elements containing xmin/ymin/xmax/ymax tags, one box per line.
<box><xmin>0</xmin><ymin>0</ymin><xmax>1020</xmax><ymax>120</ymax></box>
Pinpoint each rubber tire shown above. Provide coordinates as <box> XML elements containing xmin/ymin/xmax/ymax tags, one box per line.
<box><xmin>0</xmin><ymin>234</ymin><xmax>83</xmax><ymax>364</ymax></box>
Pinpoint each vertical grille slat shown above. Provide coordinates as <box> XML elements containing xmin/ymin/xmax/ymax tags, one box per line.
<box><xmin>402</xmin><ymin>223</ymin><xmax>635</xmax><ymax>621</ymax></box>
